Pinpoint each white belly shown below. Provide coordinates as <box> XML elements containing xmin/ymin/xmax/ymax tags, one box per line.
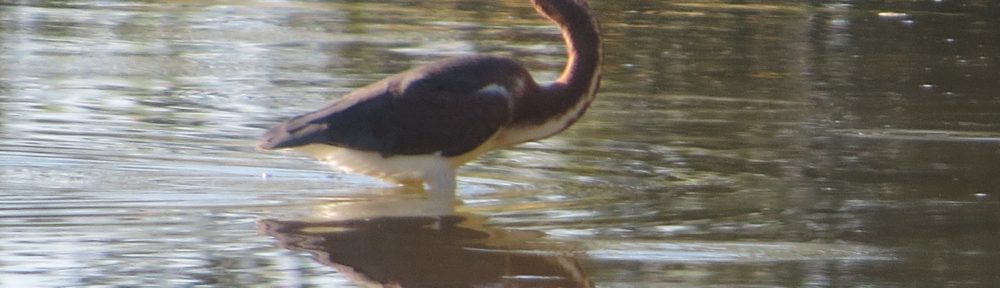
<box><xmin>293</xmin><ymin>144</ymin><xmax>448</xmax><ymax>185</ymax></box>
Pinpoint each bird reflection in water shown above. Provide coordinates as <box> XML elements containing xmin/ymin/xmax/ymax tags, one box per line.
<box><xmin>257</xmin><ymin>195</ymin><xmax>592</xmax><ymax>288</ymax></box>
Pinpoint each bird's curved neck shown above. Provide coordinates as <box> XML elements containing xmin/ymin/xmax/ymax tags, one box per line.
<box><xmin>514</xmin><ymin>0</ymin><xmax>602</xmax><ymax>127</ymax></box>
<box><xmin>551</xmin><ymin>4</ymin><xmax>601</xmax><ymax>91</ymax></box>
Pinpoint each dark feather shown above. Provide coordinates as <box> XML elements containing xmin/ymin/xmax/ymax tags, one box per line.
<box><xmin>258</xmin><ymin>55</ymin><xmax>526</xmax><ymax>157</ymax></box>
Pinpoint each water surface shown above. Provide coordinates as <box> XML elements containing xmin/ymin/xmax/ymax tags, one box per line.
<box><xmin>2</xmin><ymin>0</ymin><xmax>999</xmax><ymax>287</ymax></box>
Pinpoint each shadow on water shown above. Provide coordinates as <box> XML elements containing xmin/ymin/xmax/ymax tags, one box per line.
<box><xmin>258</xmin><ymin>209</ymin><xmax>592</xmax><ymax>287</ymax></box>
<box><xmin>256</xmin><ymin>190</ymin><xmax>888</xmax><ymax>288</ymax></box>
<box><xmin>256</xmin><ymin>188</ymin><xmax>593</xmax><ymax>287</ymax></box>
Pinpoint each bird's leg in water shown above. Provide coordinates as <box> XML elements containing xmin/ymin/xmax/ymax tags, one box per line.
<box><xmin>424</xmin><ymin>161</ymin><xmax>457</xmax><ymax>200</ymax></box>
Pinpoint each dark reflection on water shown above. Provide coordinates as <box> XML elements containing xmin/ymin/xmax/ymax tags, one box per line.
<box><xmin>258</xmin><ymin>214</ymin><xmax>592</xmax><ymax>287</ymax></box>
<box><xmin>2</xmin><ymin>0</ymin><xmax>1000</xmax><ymax>287</ymax></box>
<box><xmin>256</xmin><ymin>195</ymin><xmax>884</xmax><ymax>288</ymax></box>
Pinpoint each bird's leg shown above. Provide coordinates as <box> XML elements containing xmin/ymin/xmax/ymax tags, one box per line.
<box><xmin>425</xmin><ymin>168</ymin><xmax>458</xmax><ymax>230</ymax></box>
<box><xmin>424</xmin><ymin>161</ymin><xmax>457</xmax><ymax>201</ymax></box>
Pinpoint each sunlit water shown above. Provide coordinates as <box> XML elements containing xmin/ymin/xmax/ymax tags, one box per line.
<box><xmin>2</xmin><ymin>0</ymin><xmax>999</xmax><ymax>287</ymax></box>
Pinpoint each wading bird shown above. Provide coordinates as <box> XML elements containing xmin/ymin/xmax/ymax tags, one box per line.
<box><xmin>258</xmin><ymin>0</ymin><xmax>602</xmax><ymax>198</ymax></box>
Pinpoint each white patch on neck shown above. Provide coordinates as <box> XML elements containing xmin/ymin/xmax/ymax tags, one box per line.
<box><xmin>498</xmin><ymin>54</ymin><xmax>602</xmax><ymax>147</ymax></box>
<box><xmin>476</xmin><ymin>83</ymin><xmax>511</xmax><ymax>97</ymax></box>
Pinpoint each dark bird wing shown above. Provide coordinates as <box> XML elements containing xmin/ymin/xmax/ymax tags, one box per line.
<box><xmin>258</xmin><ymin>55</ymin><xmax>525</xmax><ymax>158</ymax></box>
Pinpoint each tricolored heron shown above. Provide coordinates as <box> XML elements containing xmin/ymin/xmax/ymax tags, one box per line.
<box><xmin>258</xmin><ymin>0</ymin><xmax>602</xmax><ymax>197</ymax></box>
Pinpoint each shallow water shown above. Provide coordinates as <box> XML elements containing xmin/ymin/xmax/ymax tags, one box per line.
<box><xmin>2</xmin><ymin>0</ymin><xmax>999</xmax><ymax>287</ymax></box>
